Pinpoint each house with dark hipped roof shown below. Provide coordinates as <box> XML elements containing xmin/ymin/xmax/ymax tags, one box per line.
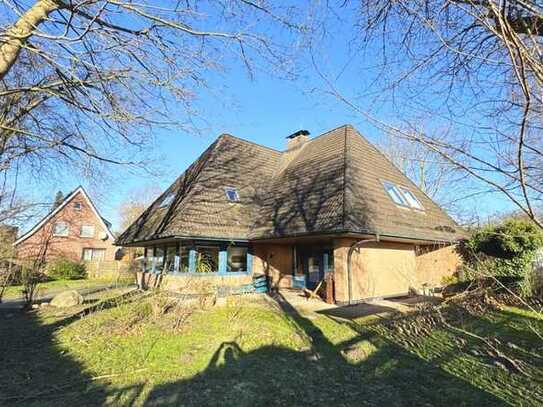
<box><xmin>116</xmin><ymin>125</ymin><xmax>465</xmax><ymax>304</ymax></box>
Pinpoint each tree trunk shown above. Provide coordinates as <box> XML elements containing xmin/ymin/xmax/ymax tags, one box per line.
<box><xmin>0</xmin><ymin>0</ymin><xmax>60</xmax><ymax>81</ymax></box>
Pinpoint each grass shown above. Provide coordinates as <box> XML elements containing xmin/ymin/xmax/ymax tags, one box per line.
<box><xmin>1</xmin><ymin>277</ymin><xmax>133</xmax><ymax>301</ymax></box>
<box><xmin>0</xmin><ymin>291</ymin><xmax>542</xmax><ymax>406</ymax></box>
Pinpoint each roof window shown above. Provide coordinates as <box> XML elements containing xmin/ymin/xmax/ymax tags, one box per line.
<box><xmin>383</xmin><ymin>181</ymin><xmax>424</xmax><ymax>211</ymax></box>
<box><xmin>160</xmin><ymin>191</ymin><xmax>175</xmax><ymax>208</ymax></box>
<box><xmin>398</xmin><ymin>186</ymin><xmax>424</xmax><ymax>210</ymax></box>
<box><xmin>225</xmin><ymin>187</ymin><xmax>239</xmax><ymax>202</ymax></box>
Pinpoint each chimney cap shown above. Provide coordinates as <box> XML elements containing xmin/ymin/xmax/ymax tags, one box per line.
<box><xmin>286</xmin><ymin>129</ymin><xmax>310</xmax><ymax>139</ymax></box>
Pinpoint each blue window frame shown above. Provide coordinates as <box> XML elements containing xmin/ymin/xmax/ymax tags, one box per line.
<box><xmin>144</xmin><ymin>242</ymin><xmax>251</xmax><ymax>276</ymax></box>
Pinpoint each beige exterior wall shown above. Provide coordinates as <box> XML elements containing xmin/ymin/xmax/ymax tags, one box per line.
<box><xmin>334</xmin><ymin>238</ymin><xmax>461</xmax><ymax>303</ymax></box>
<box><xmin>15</xmin><ymin>191</ymin><xmax>117</xmax><ymax>263</ymax></box>
<box><xmin>252</xmin><ymin>243</ymin><xmax>293</xmax><ymax>288</ymax></box>
<box><xmin>415</xmin><ymin>244</ymin><xmax>462</xmax><ymax>287</ymax></box>
<box><xmin>334</xmin><ymin>239</ymin><xmax>417</xmax><ymax>302</ymax></box>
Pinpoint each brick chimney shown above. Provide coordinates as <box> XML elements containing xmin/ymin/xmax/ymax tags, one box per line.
<box><xmin>286</xmin><ymin>130</ymin><xmax>310</xmax><ymax>150</ymax></box>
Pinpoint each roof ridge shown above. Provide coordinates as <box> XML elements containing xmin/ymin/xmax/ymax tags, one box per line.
<box><xmin>341</xmin><ymin>125</ymin><xmax>348</xmax><ymax>231</ymax></box>
<box><xmin>218</xmin><ymin>133</ymin><xmax>282</xmax><ymax>154</ymax></box>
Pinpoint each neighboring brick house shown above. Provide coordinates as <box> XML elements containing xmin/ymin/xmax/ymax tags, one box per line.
<box><xmin>117</xmin><ymin>125</ymin><xmax>466</xmax><ymax>304</ymax></box>
<box><xmin>14</xmin><ymin>187</ymin><xmax>117</xmax><ymax>263</ymax></box>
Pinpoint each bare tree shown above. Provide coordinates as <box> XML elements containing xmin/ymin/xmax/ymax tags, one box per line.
<box><xmin>376</xmin><ymin>128</ymin><xmax>472</xmax><ymax>214</ymax></box>
<box><xmin>0</xmin><ymin>1</ymin><xmax>309</xmax><ymax>222</ymax></box>
<box><xmin>316</xmin><ymin>0</ymin><xmax>543</xmax><ymax>228</ymax></box>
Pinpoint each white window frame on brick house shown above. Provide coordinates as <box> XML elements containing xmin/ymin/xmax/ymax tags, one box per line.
<box><xmin>80</xmin><ymin>224</ymin><xmax>95</xmax><ymax>238</ymax></box>
<box><xmin>82</xmin><ymin>248</ymin><xmax>106</xmax><ymax>261</ymax></box>
<box><xmin>52</xmin><ymin>221</ymin><xmax>69</xmax><ymax>237</ymax></box>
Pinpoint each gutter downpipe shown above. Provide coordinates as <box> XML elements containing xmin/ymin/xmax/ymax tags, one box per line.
<box><xmin>347</xmin><ymin>234</ymin><xmax>380</xmax><ymax>306</ymax></box>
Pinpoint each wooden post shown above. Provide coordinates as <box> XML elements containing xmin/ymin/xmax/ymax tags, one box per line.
<box><xmin>325</xmin><ymin>272</ymin><xmax>335</xmax><ymax>304</ymax></box>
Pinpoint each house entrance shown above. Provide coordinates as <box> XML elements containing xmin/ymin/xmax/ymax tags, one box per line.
<box><xmin>299</xmin><ymin>247</ymin><xmax>334</xmax><ymax>290</ymax></box>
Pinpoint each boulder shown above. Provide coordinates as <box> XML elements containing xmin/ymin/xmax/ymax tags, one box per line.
<box><xmin>50</xmin><ymin>290</ymin><xmax>84</xmax><ymax>308</ymax></box>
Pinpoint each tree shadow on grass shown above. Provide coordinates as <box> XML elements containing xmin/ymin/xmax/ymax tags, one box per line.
<box><xmin>143</xmin><ymin>293</ymin><xmax>508</xmax><ymax>407</ymax></box>
<box><xmin>0</xmin><ymin>309</ymin><xmax>108</xmax><ymax>407</ymax></box>
<box><xmin>0</xmin><ymin>290</ymin><xmax>149</xmax><ymax>406</ymax></box>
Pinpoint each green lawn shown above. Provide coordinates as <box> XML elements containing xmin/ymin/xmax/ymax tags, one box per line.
<box><xmin>0</xmin><ymin>291</ymin><xmax>541</xmax><ymax>406</ymax></box>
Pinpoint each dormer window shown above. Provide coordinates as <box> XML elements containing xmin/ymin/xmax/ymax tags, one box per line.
<box><xmin>383</xmin><ymin>181</ymin><xmax>424</xmax><ymax>211</ymax></box>
<box><xmin>74</xmin><ymin>202</ymin><xmax>82</xmax><ymax>210</ymax></box>
<box><xmin>225</xmin><ymin>187</ymin><xmax>239</xmax><ymax>202</ymax></box>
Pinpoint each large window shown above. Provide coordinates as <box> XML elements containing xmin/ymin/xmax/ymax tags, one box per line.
<box><xmin>80</xmin><ymin>224</ymin><xmax>95</xmax><ymax>238</ymax></box>
<box><xmin>227</xmin><ymin>247</ymin><xmax>248</xmax><ymax>272</ymax></box>
<box><xmin>145</xmin><ymin>247</ymin><xmax>154</xmax><ymax>272</ymax></box>
<box><xmin>195</xmin><ymin>246</ymin><xmax>219</xmax><ymax>273</ymax></box>
<box><xmin>53</xmin><ymin>221</ymin><xmax>69</xmax><ymax>236</ymax></box>
<box><xmin>179</xmin><ymin>246</ymin><xmax>189</xmax><ymax>272</ymax></box>
<box><xmin>155</xmin><ymin>247</ymin><xmax>165</xmax><ymax>273</ymax></box>
<box><xmin>143</xmin><ymin>243</ymin><xmax>249</xmax><ymax>274</ymax></box>
<box><xmin>82</xmin><ymin>248</ymin><xmax>105</xmax><ymax>261</ymax></box>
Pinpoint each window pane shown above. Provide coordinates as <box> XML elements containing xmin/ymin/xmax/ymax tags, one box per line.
<box><xmin>155</xmin><ymin>247</ymin><xmax>164</xmax><ymax>272</ymax></box>
<box><xmin>383</xmin><ymin>182</ymin><xmax>409</xmax><ymax>206</ymax></box>
<box><xmin>80</xmin><ymin>225</ymin><xmax>95</xmax><ymax>237</ymax></box>
<box><xmin>196</xmin><ymin>246</ymin><xmax>219</xmax><ymax>273</ymax></box>
<box><xmin>225</xmin><ymin>187</ymin><xmax>239</xmax><ymax>202</ymax></box>
<box><xmin>179</xmin><ymin>246</ymin><xmax>189</xmax><ymax>272</ymax></box>
<box><xmin>82</xmin><ymin>249</ymin><xmax>92</xmax><ymax>261</ymax></box>
<box><xmin>160</xmin><ymin>191</ymin><xmax>175</xmax><ymax>208</ymax></box>
<box><xmin>92</xmin><ymin>249</ymin><xmax>105</xmax><ymax>261</ymax></box>
<box><xmin>145</xmin><ymin>247</ymin><xmax>154</xmax><ymax>272</ymax></box>
<box><xmin>227</xmin><ymin>247</ymin><xmax>247</xmax><ymax>272</ymax></box>
<box><xmin>165</xmin><ymin>246</ymin><xmax>177</xmax><ymax>273</ymax></box>
<box><xmin>53</xmin><ymin>221</ymin><xmax>69</xmax><ymax>236</ymax></box>
<box><xmin>399</xmin><ymin>187</ymin><xmax>424</xmax><ymax>210</ymax></box>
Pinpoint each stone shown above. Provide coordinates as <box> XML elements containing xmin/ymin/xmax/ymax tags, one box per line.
<box><xmin>50</xmin><ymin>290</ymin><xmax>84</xmax><ymax>308</ymax></box>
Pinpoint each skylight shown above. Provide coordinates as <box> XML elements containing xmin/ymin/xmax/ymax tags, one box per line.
<box><xmin>160</xmin><ymin>192</ymin><xmax>175</xmax><ymax>208</ymax></box>
<box><xmin>398</xmin><ymin>187</ymin><xmax>424</xmax><ymax>210</ymax></box>
<box><xmin>383</xmin><ymin>181</ymin><xmax>424</xmax><ymax>211</ymax></box>
<box><xmin>225</xmin><ymin>187</ymin><xmax>239</xmax><ymax>202</ymax></box>
<box><xmin>383</xmin><ymin>181</ymin><xmax>409</xmax><ymax>207</ymax></box>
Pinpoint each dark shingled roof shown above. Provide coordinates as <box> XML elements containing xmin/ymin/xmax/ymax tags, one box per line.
<box><xmin>116</xmin><ymin>125</ymin><xmax>463</xmax><ymax>245</ymax></box>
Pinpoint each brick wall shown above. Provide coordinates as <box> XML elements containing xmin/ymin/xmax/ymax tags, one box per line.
<box><xmin>15</xmin><ymin>191</ymin><xmax>117</xmax><ymax>263</ymax></box>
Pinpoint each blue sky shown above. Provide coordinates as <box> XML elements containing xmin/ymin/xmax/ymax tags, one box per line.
<box><xmin>14</xmin><ymin>4</ymin><xmax>519</xmax><ymax>233</ymax></box>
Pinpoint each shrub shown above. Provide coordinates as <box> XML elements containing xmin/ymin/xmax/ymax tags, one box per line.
<box><xmin>20</xmin><ymin>266</ymin><xmax>47</xmax><ymax>306</ymax></box>
<box><xmin>48</xmin><ymin>258</ymin><xmax>87</xmax><ymax>280</ymax></box>
<box><xmin>462</xmin><ymin>218</ymin><xmax>543</xmax><ymax>295</ymax></box>
<box><xmin>466</xmin><ymin>218</ymin><xmax>543</xmax><ymax>260</ymax></box>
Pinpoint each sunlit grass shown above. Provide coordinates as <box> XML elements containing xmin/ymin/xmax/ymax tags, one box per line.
<box><xmin>1</xmin><ymin>291</ymin><xmax>541</xmax><ymax>406</ymax></box>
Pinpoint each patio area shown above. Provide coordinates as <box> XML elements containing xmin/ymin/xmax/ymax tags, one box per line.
<box><xmin>272</xmin><ymin>288</ymin><xmax>442</xmax><ymax>320</ymax></box>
